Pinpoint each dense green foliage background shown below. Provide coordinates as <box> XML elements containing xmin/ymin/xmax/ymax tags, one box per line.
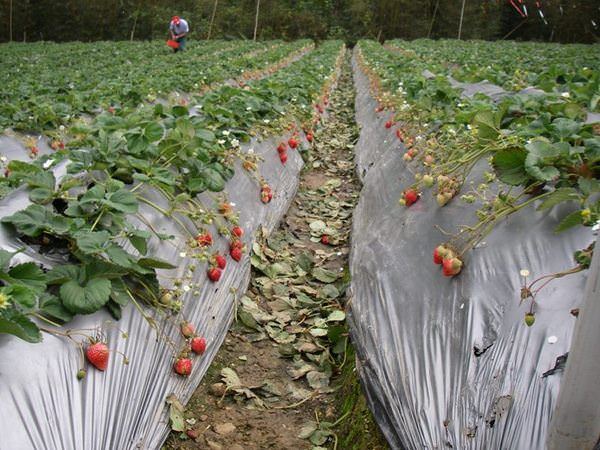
<box><xmin>0</xmin><ymin>0</ymin><xmax>598</xmax><ymax>43</ymax></box>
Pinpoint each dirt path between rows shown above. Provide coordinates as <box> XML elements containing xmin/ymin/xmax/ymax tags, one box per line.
<box><xmin>165</xmin><ymin>51</ymin><xmax>388</xmax><ymax>450</ymax></box>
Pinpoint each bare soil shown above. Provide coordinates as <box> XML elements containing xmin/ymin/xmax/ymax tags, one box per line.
<box><xmin>165</xmin><ymin>52</ymin><xmax>388</xmax><ymax>450</ymax></box>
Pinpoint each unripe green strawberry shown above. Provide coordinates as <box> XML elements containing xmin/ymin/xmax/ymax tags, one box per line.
<box><xmin>524</xmin><ymin>313</ymin><xmax>535</xmax><ymax>327</ymax></box>
<box><xmin>423</xmin><ymin>174</ymin><xmax>434</xmax><ymax>187</ymax></box>
<box><xmin>437</xmin><ymin>193</ymin><xmax>449</xmax><ymax>207</ymax></box>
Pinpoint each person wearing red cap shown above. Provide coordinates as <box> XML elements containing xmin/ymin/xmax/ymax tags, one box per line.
<box><xmin>169</xmin><ymin>16</ymin><xmax>189</xmax><ymax>53</ymax></box>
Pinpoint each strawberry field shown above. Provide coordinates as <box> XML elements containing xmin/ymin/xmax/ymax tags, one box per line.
<box><xmin>0</xmin><ymin>35</ymin><xmax>598</xmax><ymax>450</ymax></box>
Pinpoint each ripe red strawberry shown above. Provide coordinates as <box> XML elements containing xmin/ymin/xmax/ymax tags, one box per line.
<box><xmin>173</xmin><ymin>357</ymin><xmax>192</xmax><ymax>376</ymax></box>
<box><xmin>186</xmin><ymin>429</ymin><xmax>199</xmax><ymax>440</ymax></box>
<box><xmin>316</xmin><ymin>104</ymin><xmax>324</xmax><ymax>114</ymax></box>
<box><xmin>277</xmin><ymin>142</ymin><xmax>287</xmax><ymax>153</ymax></box>
<box><xmin>288</xmin><ymin>137</ymin><xmax>298</xmax><ymax>149</ymax></box>
<box><xmin>191</xmin><ymin>337</ymin><xmax>207</xmax><ymax>355</ymax></box>
<box><xmin>180</xmin><ymin>321</ymin><xmax>195</xmax><ymax>338</ymax></box>
<box><xmin>261</xmin><ymin>185</ymin><xmax>273</xmax><ymax>204</ymax></box>
<box><xmin>385</xmin><ymin>120</ymin><xmax>393</xmax><ymax>129</ymax></box>
<box><xmin>230</xmin><ymin>247</ymin><xmax>242</xmax><ymax>262</ymax></box>
<box><xmin>433</xmin><ymin>246</ymin><xmax>448</xmax><ymax>265</ymax></box>
<box><xmin>232</xmin><ymin>226</ymin><xmax>243</xmax><ymax>238</ymax></box>
<box><xmin>321</xmin><ymin>235</ymin><xmax>330</xmax><ymax>245</ymax></box>
<box><xmin>404</xmin><ymin>189</ymin><xmax>419</xmax><ymax>206</ymax></box>
<box><xmin>442</xmin><ymin>257</ymin><xmax>463</xmax><ymax>277</ymax></box>
<box><xmin>207</xmin><ymin>267</ymin><xmax>222</xmax><ymax>282</ymax></box>
<box><xmin>230</xmin><ymin>239</ymin><xmax>243</xmax><ymax>250</ymax></box>
<box><xmin>196</xmin><ymin>232</ymin><xmax>212</xmax><ymax>247</ymax></box>
<box><xmin>279</xmin><ymin>152</ymin><xmax>288</xmax><ymax>164</ymax></box>
<box><xmin>396</xmin><ymin>129</ymin><xmax>404</xmax><ymax>141</ymax></box>
<box><xmin>30</xmin><ymin>146</ymin><xmax>39</xmax><ymax>156</ymax></box>
<box><xmin>214</xmin><ymin>254</ymin><xmax>226</xmax><ymax>269</ymax></box>
<box><xmin>108</xmin><ymin>106</ymin><xmax>116</xmax><ymax>114</ymax></box>
<box><xmin>86</xmin><ymin>342</ymin><xmax>109</xmax><ymax>371</ymax></box>
<box><xmin>306</xmin><ymin>133</ymin><xmax>313</xmax><ymax>143</ymax></box>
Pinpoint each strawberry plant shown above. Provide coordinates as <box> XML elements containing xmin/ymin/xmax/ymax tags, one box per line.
<box><xmin>0</xmin><ymin>40</ymin><xmax>344</xmax><ymax>343</ymax></box>
<box><xmin>357</xmin><ymin>39</ymin><xmax>598</xmax><ymax>289</ymax></box>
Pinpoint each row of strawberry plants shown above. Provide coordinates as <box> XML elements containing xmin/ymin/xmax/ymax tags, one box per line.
<box><xmin>386</xmin><ymin>39</ymin><xmax>599</xmax><ymax>111</ymax></box>
<box><xmin>0</xmin><ymin>40</ymin><xmax>343</xmax><ymax>362</ymax></box>
<box><xmin>0</xmin><ymin>39</ymin><xmax>311</xmax><ymax>132</ymax></box>
<box><xmin>356</xmin><ymin>40</ymin><xmax>599</xmax><ymax>323</ymax></box>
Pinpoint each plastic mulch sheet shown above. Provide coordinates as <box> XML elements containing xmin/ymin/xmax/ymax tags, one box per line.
<box><xmin>349</xmin><ymin>51</ymin><xmax>594</xmax><ymax>450</ymax></box>
<box><xmin>0</xmin><ymin>131</ymin><xmax>304</xmax><ymax>450</ymax></box>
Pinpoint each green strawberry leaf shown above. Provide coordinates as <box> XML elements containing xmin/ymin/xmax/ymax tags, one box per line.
<box><xmin>60</xmin><ymin>277</ymin><xmax>112</xmax><ymax>314</ymax></box>
<box><xmin>0</xmin><ymin>249</ymin><xmax>18</xmax><ymax>271</ymax></box>
<box><xmin>74</xmin><ymin>230</ymin><xmax>111</xmax><ymax>254</ymax></box>
<box><xmin>0</xmin><ymin>310</ymin><xmax>42</xmax><ymax>343</ymax></box>
<box><xmin>555</xmin><ymin>210</ymin><xmax>584</xmax><ymax>233</ymax></box>
<box><xmin>537</xmin><ymin>188</ymin><xmax>580</xmax><ymax>211</ymax></box>
<box><xmin>492</xmin><ymin>149</ymin><xmax>529</xmax><ymax>185</ymax></box>
<box><xmin>2</xmin><ymin>285</ymin><xmax>36</xmax><ymax>309</ymax></box>
<box><xmin>46</xmin><ymin>265</ymin><xmax>82</xmax><ymax>284</ymax></box>
<box><xmin>29</xmin><ymin>187</ymin><xmax>55</xmax><ymax>204</ymax></box>
<box><xmin>110</xmin><ymin>279</ymin><xmax>131</xmax><ymax>307</ymax></box>
<box><xmin>8</xmin><ymin>262</ymin><xmax>47</xmax><ymax>291</ymax></box>
<box><xmin>39</xmin><ymin>293</ymin><xmax>74</xmax><ymax>323</ymax></box>
<box><xmin>143</xmin><ymin>122</ymin><xmax>165</xmax><ymax>142</ymax></box>
<box><xmin>473</xmin><ymin>110</ymin><xmax>499</xmax><ymax>140</ymax></box>
<box><xmin>1</xmin><ymin>204</ymin><xmax>70</xmax><ymax>237</ymax></box>
<box><xmin>138</xmin><ymin>257</ymin><xmax>177</xmax><ymax>270</ymax></box>
<box><xmin>128</xmin><ymin>229</ymin><xmax>151</xmax><ymax>255</ymax></box>
<box><xmin>105</xmin><ymin>245</ymin><xmax>133</xmax><ymax>268</ymax></box>
<box><xmin>104</xmin><ymin>189</ymin><xmax>138</xmax><ymax>214</ymax></box>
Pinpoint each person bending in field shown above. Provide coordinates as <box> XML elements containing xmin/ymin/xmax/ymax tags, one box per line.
<box><xmin>169</xmin><ymin>16</ymin><xmax>189</xmax><ymax>53</ymax></box>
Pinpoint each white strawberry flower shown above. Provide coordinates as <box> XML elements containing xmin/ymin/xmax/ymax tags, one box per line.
<box><xmin>0</xmin><ymin>156</ymin><xmax>7</xmax><ymax>163</ymax></box>
<box><xmin>231</xmin><ymin>139</ymin><xmax>240</xmax><ymax>147</ymax></box>
<box><xmin>263</xmin><ymin>119</ymin><xmax>270</xmax><ymax>124</ymax></box>
<box><xmin>248</xmin><ymin>148</ymin><xmax>255</xmax><ymax>154</ymax></box>
<box><xmin>183</xmin><ymin>285</ymin><xmax>191</xmax><ymax>292</ymax></box>
<box><xmin>520</xmin><ymin>269</ymin><xmax>530</xmax><ymax>277</ymax></box>
<box><xmin>179</xmin><ymin>252</ymin><xmax>187</xmax><ymax>258</ymax></box>
<box><xmin>222</xmin><ymin>130</ymin><xmax>230</xmax><ymax>136</ymax></box>
<box><xmin>217</xmin><ymin>139</ymin><xmax>226</xmax><ymax>145</ymax></box>
<box><xmin>246</xmin><ymin>106</ymin><xmax>252</xmax><ymax>111</ymax></box>
<box><xmin>561</xmin><ymin>92</ymin><xmax>570</xmax><ymax>98</ymax></box>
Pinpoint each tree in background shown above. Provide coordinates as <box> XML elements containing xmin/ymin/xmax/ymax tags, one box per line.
<box><xmin>0</xmin><ymin>0</ymin><xmax>597</xmax><ymax>43</ymax></box>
